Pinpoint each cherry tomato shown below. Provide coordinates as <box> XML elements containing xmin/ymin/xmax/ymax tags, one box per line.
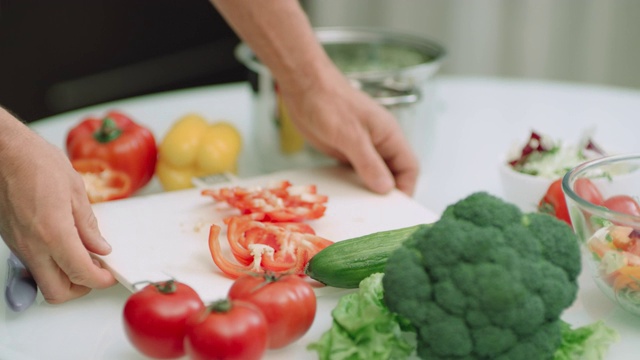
<box><xmin>603</xmin><ymin>195</ymin><xmax>640</xmax><ymax>216</ymax></box>
<box><xmin>538</xmin><ymin>178</ymin><xmax>571</xmax><ymax>225</ymax></box>
<box><xmin>184</xmin><ymin>299</ymin><xmax>268</xmax><ymax>360</ymax></box>
<box><xmin>228</xmin><ymin>274</ymin><xmax>317</xmax><ymax>349</ymax></box>
<box><xmin>123</xmin><ymin>280</ymin><xmax>204</xmax><ymax>359</ymax></box>
<box><xmin>574</xmin><ymin>178</ymin><xmax>604</xmax><ymax>206</ymax></box>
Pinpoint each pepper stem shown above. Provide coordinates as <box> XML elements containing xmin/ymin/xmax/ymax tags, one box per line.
<box><xmin>94</xmin><ymin>117</ymin><xmax>122</xmax><ymax>143</ymax></box>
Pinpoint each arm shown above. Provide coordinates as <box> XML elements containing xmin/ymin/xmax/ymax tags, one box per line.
<box><xmin>0</xmin><ymin>107</ymin><xmax>116</xmax><ymax>303</ymax></box>
<box><xmin>209</xmin><ymin>0</ymin><xmax>419</xmax><ymax>195</ymax></box>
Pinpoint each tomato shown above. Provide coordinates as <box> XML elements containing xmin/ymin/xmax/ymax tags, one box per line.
<box><xmin>538</xmin><ymin>178</ymin><xmax>571</xmax><ymax>225</ymax></box>
<box><xmin>228</xmin><ymin>274</ymin><xmax>317</xmax><ymax>349</ymax></box>
<box><xmin>574</xmin><ymin>178</ymin><xmax>604</xmax><ymax>206</ymax></box>
<box><xmin>66</xmin><ymin>110</ymin><xmax>157</xmax><ymax>194</ymax></box>
<box><xmin>201</xmin><ymin>180</ymin><xmax>328</xmax><ymax>222</ymax></box>
<box><xmin>603</xmin><ymin>195</ymin><xmax>640</xmax><ymax>216</ymax></box>
<box><xmin>71</xmin><ymin>158</ymin><xmax>132</xmax><ymax>203</ymax></box>
<box><xmin>123</xmin><ymin>280</ymin><xmax>204</xmax><ymax>359</ymax></box>
<box><xmin>184</xmin><ymin>299</ymin><xmax>268</xmax><ymax>360</ymax></box>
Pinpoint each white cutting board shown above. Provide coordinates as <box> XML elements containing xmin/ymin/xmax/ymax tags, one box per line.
<box><xmin>93</xmin><ymin>166</ymin><xmax>439</xmax><ymax>302</ymax></box>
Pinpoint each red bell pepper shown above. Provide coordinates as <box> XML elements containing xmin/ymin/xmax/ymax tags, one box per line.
<box><xmin>66</xmin><ymin>110</ymin><xmax>157</xmax><ymax>194</ymax></box>
<box><xmin>201</xmin><ymin>180</ymin><xmax>328</xmax><ymax>222</ymax></box>
<box><xmin>71</xmin><ymin>158</ymin><xmax>132</xmax><ymax>203</ymax></box>
<box><xmin>208</xmin><ymin>215</ymin><xmax>332</xmax><ymax>279</ymax></box>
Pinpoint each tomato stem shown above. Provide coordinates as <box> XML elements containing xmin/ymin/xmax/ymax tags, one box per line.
<box><xmin>209</xmin><ymin>299</ymin><xmax>233</xmax><ymax>313</ymax></box>
<box><xmin>153</xmin><ymin>280</ymin><xmax>177</xmax><ymax>294</ymax></box>
<box><xmin>94</xmin><ymin>117</ymin><xmax>123</xmax><ymax>143</ymax></box>
<box><xmin>247</xmin><ymin>272</ymin><xmax>280</xmax><ymax>294</ymax></box>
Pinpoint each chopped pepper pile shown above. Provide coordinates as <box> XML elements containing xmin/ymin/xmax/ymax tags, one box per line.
<box><xmin>203</xmin><ymin>181</ymin><xmax>332</xmax><ymax>279</ymax></box>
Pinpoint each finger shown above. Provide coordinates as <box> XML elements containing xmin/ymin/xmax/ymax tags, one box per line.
<box><xmin>70</xmin><ymin>174</ymin><xmax>112</xmax><ymax>255</ymax></box>
<box><xmin>366</xmin><ymin>112</ymin><xmax>420</xmax><ymax>196</ymax></box>
<box><xmin>26</xmin><ymin>248</ymin><xmax>112</xmax><ymax>304</ymax></box>
<box><xmin>30</xmin><ymin>219</ymin><xmax>117</xmax><ymax>303</ymax></box>
<box><xmin>379</xmin><ymin>137</ymin><xmax>420</xmax><ymax>196</ymax></box>
<box><xmin>50</xmin><ymin>230</ymin><xmax>116</xmax><ymax>290</ymax></box>
<box><xmin>29</xmin><ymin>259</ymin><xmax>92</xmax><ymax>304</ymax></box>
<box><xmin>340</xmin><ymin>127</ymin><xmax>396</xmax><ymax>194</ymax></box>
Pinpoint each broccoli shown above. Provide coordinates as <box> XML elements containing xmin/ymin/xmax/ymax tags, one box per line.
<box><xmin>382</xmin><ymin>192</ymin><xmax>582</xmax><ymax>360</ymax></box>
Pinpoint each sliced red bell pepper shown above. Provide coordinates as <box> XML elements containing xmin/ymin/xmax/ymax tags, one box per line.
<box><xmin>226</xmin><ymin>216</ymin><xmax>330</xmax><ymax>265</ymax></box>
<box><xmin>208</xmin><ymin>224</ymin><xmax>311</xmax><ymax>279</ymax></box>
<box><xmin>71</xmin><ymin>158</ymin><xmax>132</xmax><ymax>203</ymax></box>
<box><xmin>208</xmin><ymin>225</ymin><xmax>253</xmax><ymax>278</ymax></box>
<box><xmin>208</xmin><ymin>215</ymin><xmax>332</xmax><ymax>279</ymax></box>
<box><xmin>201</xmin><ymin>180</ymin><xmax>328</xmax><ymax>222</ymax></box>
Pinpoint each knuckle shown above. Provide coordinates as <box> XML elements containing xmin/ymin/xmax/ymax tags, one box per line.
<box><xmin>67</xmin><ymin>270</ymin><xmax>92</xmax><ymax>287</ymax></box>
<box><xmin>41</xmin><ymin>285</ymin><xmax>88</xmax><ymax>304</ymax></box>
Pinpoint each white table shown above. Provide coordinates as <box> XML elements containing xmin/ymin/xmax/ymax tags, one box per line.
<box><xmin>2</xmin><ymin>76</ymin><xmax>640</xmax><ymax>359</ymax></box>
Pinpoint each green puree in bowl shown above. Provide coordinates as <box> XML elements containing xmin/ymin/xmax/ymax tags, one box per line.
<box><xmin>323</xmin><ymin>42</ymin><xmax>431</xmax><ymax>74</ymax></box>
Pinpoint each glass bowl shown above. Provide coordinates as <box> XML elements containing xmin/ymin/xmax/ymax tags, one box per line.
<box><xmin>563</xmin><ymin>153</ymin><xmax>640</xmax><ymax>316</ymax></box>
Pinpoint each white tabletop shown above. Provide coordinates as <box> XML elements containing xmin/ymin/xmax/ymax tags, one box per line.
<box><xmin>2</xmin><ymin>76</ymin><xmax>640</xmax><ymax>359</ymax></box>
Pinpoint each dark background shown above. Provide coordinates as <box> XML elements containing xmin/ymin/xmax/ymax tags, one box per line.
<box><xmin>0</xmin><ymin>0</ymin><xmax>248</xmax><ymax>123</ymax></box>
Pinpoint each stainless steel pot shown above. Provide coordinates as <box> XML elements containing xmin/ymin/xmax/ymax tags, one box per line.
<box><xmin>235</xmin><ymin>27</ymin><xmax>446</xmax><ymax>172</ymax></box>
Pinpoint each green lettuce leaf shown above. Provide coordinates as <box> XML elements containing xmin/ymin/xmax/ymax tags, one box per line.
<box><xmin>553</xmin><ymin>320</ymin><xmax>619</xmax><ymax>360</ymax></box>
<box><xmin>307</xmin><ymin>273</ymin><xmax>416</xmax><ymax>360</ymax></box>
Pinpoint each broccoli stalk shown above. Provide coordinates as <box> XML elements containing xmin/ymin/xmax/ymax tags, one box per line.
<box><xmin>382</xmin><ymin>192</ymin><xmax>582</xmax><ymax>360</ymax></box>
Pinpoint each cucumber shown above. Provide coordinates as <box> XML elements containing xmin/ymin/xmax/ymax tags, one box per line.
<box><xmin>305</xmin><ymin>223</ymin><xmax>429</xmax><ymax>288</ymax></box>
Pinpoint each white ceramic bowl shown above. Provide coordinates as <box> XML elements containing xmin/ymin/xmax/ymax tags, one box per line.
<box><xmin>499</xmin><ymin>162</ymin><xmax>555</xmax><ymax>213</ymax></box>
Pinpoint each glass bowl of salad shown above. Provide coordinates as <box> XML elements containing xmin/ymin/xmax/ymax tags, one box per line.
<box><xmin>500</xmin><ymin>130</ymin><xmax>606</xmax><ymax>212</ymax></box>
<box><xmin>563</xmin><ymin>153</ymin><xmax>640</xmax><ymax>316</ymax></box>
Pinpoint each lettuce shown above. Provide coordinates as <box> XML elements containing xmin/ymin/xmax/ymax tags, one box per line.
<box><xmin>307</xmin><ymin>273</ymin><xmax>416</xmax><ymax>360</ymax></box>
<box><xmin>554</xmin><ymin>320</ymin><xmax>619</xmax><ymax>360</ymax></box>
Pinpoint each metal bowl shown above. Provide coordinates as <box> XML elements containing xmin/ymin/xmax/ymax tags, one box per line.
<box><xmin>313</xmin><ymin>27</ymin><xmax>446</xmax><ymax>84</ymax></box>
<box><xmin>235</xmin><ymin>27</ymin><xmax>446</xmax><ymax>105</ymax></box>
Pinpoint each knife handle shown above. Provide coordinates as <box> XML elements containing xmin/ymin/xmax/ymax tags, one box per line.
<box><xmin>5</xmin><ymin>252</ymin><xmax>38</xmax><ymax>312</ymax></box>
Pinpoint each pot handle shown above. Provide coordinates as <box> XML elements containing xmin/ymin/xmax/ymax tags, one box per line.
<box><xmin>353</xmin><ymin>80</ymin><xmax>421</xmax><ymax>107</ymax></box>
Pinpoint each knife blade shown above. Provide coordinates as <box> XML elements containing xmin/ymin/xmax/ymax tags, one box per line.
<box><xmin>5</xmin><ymin>252</ymin><xmax>38</xmax><ymax>312</ymax></box>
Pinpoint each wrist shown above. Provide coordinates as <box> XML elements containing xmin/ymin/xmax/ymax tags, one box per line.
<box><xmin>274</xmin><ymin>55</ymin><xmax>348</xmax><ymax>99</ymax></box>
<box><xmin>0</xmin><ymin>108</ymin><xmax>30</xmax><ymax>159</ymax></box>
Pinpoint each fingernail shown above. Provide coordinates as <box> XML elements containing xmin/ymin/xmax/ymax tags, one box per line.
<box><xmin>101</xmin><ymin>236</ymin><xmax>112</xmax><ymax>251</ymax></box>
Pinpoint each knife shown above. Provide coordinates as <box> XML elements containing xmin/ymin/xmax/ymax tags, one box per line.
<box><xmin>5</xmin><ymin>252</ymin><xmax>38</xmax><ymax>312</ymax></box>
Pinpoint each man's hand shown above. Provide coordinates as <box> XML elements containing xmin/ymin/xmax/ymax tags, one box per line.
<box><xmin>0</xmin><ymin>109</ymin><xmax>116</xmax><ymax>303</ymax></box>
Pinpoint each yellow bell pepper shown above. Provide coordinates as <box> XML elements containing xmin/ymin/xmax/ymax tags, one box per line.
<box><xmin>277</xmin><ymin>94</ymin><xmax>305</xmax><ymax>154</ymax></box>
<box><xmin>156</xmin><ymin>114</ymin><xmax>242</xmax><ymax>191</ymax></box>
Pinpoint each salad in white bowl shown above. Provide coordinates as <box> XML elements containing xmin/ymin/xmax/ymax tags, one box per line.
<box><xmin>500</xmin><ymin>129</ymin><xmax>606</xmax><ymax>212</ymax></box>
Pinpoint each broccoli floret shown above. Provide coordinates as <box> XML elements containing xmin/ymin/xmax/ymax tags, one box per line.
<box><xmin>383</xmin><ymin>192</ymin><xmax>581</xmax><ymax>360</ymax></box>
